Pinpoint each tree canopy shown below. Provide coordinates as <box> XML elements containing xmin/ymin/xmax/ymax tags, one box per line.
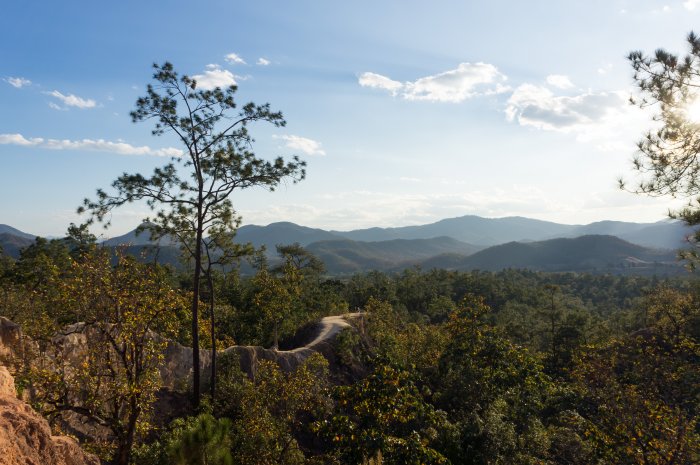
<box><xmin>80</xmin><ymin>62</ymin><xmax>306</xmax><ymax>405</ymax></box>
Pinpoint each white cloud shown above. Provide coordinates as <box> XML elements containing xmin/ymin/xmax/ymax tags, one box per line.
<box><xmin>359</xmin><ymin>62</ymin><xmax>509</xmax><ymax>103</ymax></box>
<box><xmin>273</xmin><ymin>135</ymin><xmax>326</xmax><ymax>156</ymax></box>
<box><xmin>241</xmin><ymin>186</ymin><xmax>677</xmax><ymax>231</ymax></box>
<box><xmin>192</xmin><ymin>64</ymin><xmax>237</xmax><ymax>90</ymax></box>
<box><xmin>5</xmin><ymin>77</ymin><xmax>31</xmax><ymax>88</ymax></box>
<box><xmin>505</xmin><ymin>83</ymin><xmax>649</xmax><ymax>151</ymax></box>
<box><xmin>506</xmin><ymin>84</ymin><xmax>625</xmax><ymax>131</ymax></box>
<box><xmin>0</xmin><ymin>133</ymin><xmax>183</xmax><ymax>157</ymax></box>
<box><xmin>46</xmin><ymin>90</ymin><xmax>96</xmax><ymax>109</ymax></box>
<box><xmin>597</xmin><ymin>63</ymin><xmax>613</xmax><ymax>75</ymax></box>
<box><xmin>358</xmin><ymin>72</ymin><xmax>403</xmax><ymax>95</ymax></box>
<box><xmin>225</xmin><ymin>53</ymin><xmax>246</xmax><ymax>65</ymax></box>
<box><xmin>256</xmin><ymin>57</ymin><xmax>271</xmax><ymax>66</ymax></box>
<box><xmin>48</xmin><ymin>102</ymin><xmax>65</xmax><ymax>111</ymax></box>
<box><xmin>240</xmin><ymin>187</ymin><xmax>574</xmax><ymax>231</ymax></box>
<box><xmin>0</xmin><ymin>133</ymin><xmax>42</xmax><ymax>146</ymax></box>
<box><xmin>546</xmin><ymin>74</ymin><xmax>574</xmax><ymax>89</ymax></box>
<box><xmin>684</xmin><ymin>0</ymin><xmax>700</xmax><ymax>10</ymax></box>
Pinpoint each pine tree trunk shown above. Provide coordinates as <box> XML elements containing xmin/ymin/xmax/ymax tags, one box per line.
<box><xmin>191</xmin><ymin>220</ymin><xmax>203</xmax><ymax>407</ymax></box>
<box><xmin>208</xmin><ymin>270</ymin><xmax>216</xmax><ymax>401</ymax></box>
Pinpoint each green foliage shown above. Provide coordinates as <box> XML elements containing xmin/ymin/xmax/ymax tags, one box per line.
<box><xmin>625</xmin><ymin>32</ymin><xmax>700</xmax><ymax>269</ymax></box>
<box><xmin>213</xmin><ymin>352</ymin><xmax>330</xmax><ymax>464</ymax></box>
<box><xmin>224</xmin><ymin>245</ymin><xmax>346</xmax><ymax>347</ymax></box>
<box><xmin>22</xmin><ymin>249</ymin><xmax>189</xmax><ymax>465</ymax></box>
<box><xmin>316</xmin><ymin>362</ymin><xmax>448</xmax><ymax>464</ymax></box>
<box><xmin>572</xmin><ymin>289</ymin><xmax>700</xmax><ymax>464</ymax></box>
<box><xmin>435</xmin><ymin>295</ymin><xmax>557</xmax><ymax>464</ymax></box>
<box><xmin>169</xmin><ymin>414</ymin><xmax>234</xmax><ymax>465</ymax></box>
<box><xmin>79</xmin><ymin>61</ymin><xmax>306</xmax><ymax>405</ymax></box>
<box><xmin>4</xmin><ymin>226</ymin><xmax>698</xmax><ymax>465</ymax></box>
<box><xmin>363</xmin><ymin>297</ymin><xmax>448</xmax><ymax>372</ymax></box>
<box><xmin>132</xmin><ymin>413</ymin><xmax>233</xmax><ymax>465</ymax></box>
<box><xmin>626</xmin><ymin>32</ymin><xmax>700</xmax><ymax>198</ymax></box>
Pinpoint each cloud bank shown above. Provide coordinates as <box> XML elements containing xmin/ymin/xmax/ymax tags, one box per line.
<box><xmin>0</xmin><ymin>133</ymin><xmax>182</xmax><ymax>157</ymax></box>
<box><xmin>504</xmin><ymin>83</ymin><xmax>648</xmax><ymax>151</ymax></box>
<box><xmin>359</xmin><ymin>62</ymin><xmax>509</xmax><ymax>102</ymax></box>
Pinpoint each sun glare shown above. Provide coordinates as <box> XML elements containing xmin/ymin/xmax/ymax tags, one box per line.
<box><xmin>686</xmin><ymin>97</ymin><xmax>700</xmax><ymax>123</ymax></box>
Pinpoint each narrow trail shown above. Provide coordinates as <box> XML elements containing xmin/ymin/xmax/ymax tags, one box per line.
<box><xmin>211</xmin><ymin>312</ymin><xmax>364</xmax><ymax>378</ymax></box>
<box><xmin>288</xmin><ymin>312</ymin><xmax>362</xmax><ymax>353</ymax></box>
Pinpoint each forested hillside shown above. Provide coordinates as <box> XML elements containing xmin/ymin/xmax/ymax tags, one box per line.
<box><xmin>1</xmin><ymin>235</ymin><xmax>698</xmax><ymax>464</ymax></box>
<box><xmin>3</xmin><ymin>24</ymin><xmax>700</xmax><ymax>465</ymax></box>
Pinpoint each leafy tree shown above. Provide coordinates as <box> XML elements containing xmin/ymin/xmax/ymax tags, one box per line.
<box><xmin>435</xmin><ymin>295</ymin><xmax>555</xmax><ymax>464</ymax></box>
<box><xmin>362</xmin><ymin>298</ymin><xmax>448</xmax><ymax>373</ymax></box>
<box><xmin>573</xmin><ymin>334</ymin><xmax>700</xmax><ymax>464</ymax></box>
<box><xmin>251</xmin><ymin>260</ymin><xmax>302</xmax><ymax>349</ymax></box>
<box><xmin>65</xmin><ymin>222</ymin><xmax>98</xmax><ymax>259</ymax></box>
<box><xmin>213</xmin><ymin>353</ymin><xmax>330</xmax><ymax>465</ymax></box>
<box><xmin>317</xmin><ymin>362</ymin><xmax>448</xmax><ymax>465</ymax></box>
<box><xmin>79</xmin><ymin>62</ymin><xmax>306</xmax><ymax>405</ymax></box>
<box><xmin>28</xmin><ymin>250</ymin><xmax>188</xmax><ymax>465</ymax></box>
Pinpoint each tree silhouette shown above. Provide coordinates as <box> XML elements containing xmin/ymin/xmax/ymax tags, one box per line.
<box><xmin>79</xmin><ymin>62</ymin><xmax>305</xmax><ymax>405</ymax></box>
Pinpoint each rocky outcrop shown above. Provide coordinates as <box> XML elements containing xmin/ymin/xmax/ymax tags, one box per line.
<box><xmin>159</xmin><ymin>313</ymin><xmax>361</xmax><ymax>387</ymax></box>
<box><xmin>0</xmin><ymin>313</ymin><xmax>362</xmax><ymax>391</ymax></box>
<box><xmin>0</xmin><ymin>318</ymin><xmax>22</xmax><ymax>363</ymax></box>
<box><xmin>0</xmin><ymin>366</ymin><xmax>99</xmax><ymax>465</ymax></box>
<box><xmin>0</xmin><ymin>312</ymin><xmax>363</xmax><ymax>459</ymax></box>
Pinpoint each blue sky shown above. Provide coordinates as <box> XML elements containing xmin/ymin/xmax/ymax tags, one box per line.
<box><xmin>2</xmin><ymin>0</ymin><xmax>699</xmax><ymax>237</ymax></box>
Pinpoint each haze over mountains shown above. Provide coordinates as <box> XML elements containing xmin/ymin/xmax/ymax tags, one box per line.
<box><xmin>0</xmin><ymin>215</ymin><xmax>692</xmax><ymax>275</ymax></box>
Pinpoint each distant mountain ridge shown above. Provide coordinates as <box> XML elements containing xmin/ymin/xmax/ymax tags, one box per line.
<box><xmin>0</xmin><ymin>215</ymin><xmax>692</xmax><ymax>275</ymax></box>
<box><xmin>235</xmin><ymin>222</ymin><xmax>342</xmax><ymax>251</ymax></box>
<box><xmin>0</xmin><ymin>233</ymin><xmax>34</xmax><ymax>258</ymax></box>
<box><xmin>332</xmin><ymin>215</ymin><xmax>692</xmax><ymax>249</ymax></box>
<box><xmin>306</xmin><ymin>236</ymin><xmax>482</xmax><ymax>274</ymax></box>
<box><xmin>0</xmin><ymin>224</ymin><xmax>35</xmax><ymax>241</ymax></box>
<box><xmin>333</xmin><ymin>215</ymin><xmax>575</xmax><ymax>245</ymax></box>
<box><xmin>418</xmin><ymin>235</ymin><xmax>679</xmax><ymax>274</ymax></box>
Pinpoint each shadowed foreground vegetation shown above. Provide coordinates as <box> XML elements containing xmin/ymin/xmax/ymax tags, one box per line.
<box><xmin>1</xmin><ymin>236</ymin><xmax>698</xmax><ymax>464</ymax></box>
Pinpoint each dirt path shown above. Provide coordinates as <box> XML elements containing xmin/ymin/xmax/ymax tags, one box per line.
<box><xmin>288</xmin><ymin>312</ymin><xmax>362</xmax><ymax>353</ymax></box>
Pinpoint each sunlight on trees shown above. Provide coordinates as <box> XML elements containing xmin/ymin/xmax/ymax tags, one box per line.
<box><xmin>79</xmin><ymin>62</ymin><xmax>306</xmax><ymax>405</ymax></box>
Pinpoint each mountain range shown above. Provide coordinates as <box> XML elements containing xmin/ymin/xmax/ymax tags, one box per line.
<box><xmin>0</xmin><ymin>216</ymin><xmax>692</xmax><ymax>275</ymax></box>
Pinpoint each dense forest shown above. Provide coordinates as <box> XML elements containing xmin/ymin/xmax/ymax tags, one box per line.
<box><xmin>0</xmin><ymin>234</ymin><xmax>698</xmax><ymax>464</ymax></box>
<box><xmin>3</xmin><ymin>30</ymin><xmax>700</xmax><ymax>465</ymax></box>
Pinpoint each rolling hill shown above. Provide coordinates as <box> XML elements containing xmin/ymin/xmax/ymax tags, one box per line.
<box><xmin>305</xmin><ymin>236</ymin><xmax>482</xmax><ymax>274</ymax></box>
<box><xmin>235</xmin><ymin>221</ymin><xmax>344</xmax><ymax>252</ymax></box>
<box><xmin>334</xmin><ymin>215</ymin><xmax>691</xmax><ymax>249</ymax></box>
<box><xmin>101</xmin><ymin>223</ymin><xmax>178</xmax><ymax>247</ymax></box>
<box><xmin>0</xmin><ymin>233</ymin><xmax>35</xmax><ymax>259</ymax></box>
<box><xmin>419</xmin><ymin>235</ymin><xmax>680</xmax><ymax>274</ymax></box>
<box><xmin>0</xmin><ymin>224</ymin><xmax>35</xmax><ymax>241</ymax></box>
<box><xmin>0</xmin><ymin>216</ymin><xmax>691</xmax><ymax>275</ymax></box>
<box><xmin>333</xmin><ymin>215</ymin><xmax>576</xmax><ymax>245</ymax></box>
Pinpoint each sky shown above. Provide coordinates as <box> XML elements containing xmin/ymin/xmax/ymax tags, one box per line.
<box><xmin>2</xmin><ymin>0</ymin><xmax>700</xmax><ymax>237</ymax></box>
